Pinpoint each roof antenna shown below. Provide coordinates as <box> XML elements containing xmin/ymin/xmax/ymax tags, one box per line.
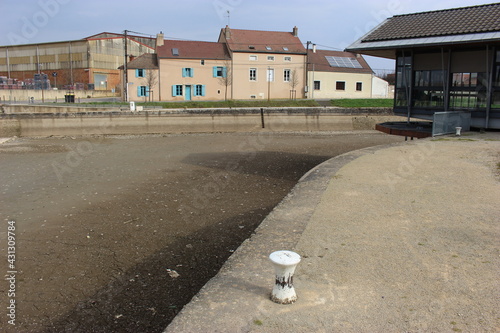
<box><xmin>226</xmin><ymin>10</ymin><xmax>230</xmax><ymax>26</ymax></box>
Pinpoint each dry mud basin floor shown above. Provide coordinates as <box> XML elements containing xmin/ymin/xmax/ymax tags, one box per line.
<box><xmin>0</xmin><ymin>131</ymin><xmax>403</xmax><ymax>332</ymax></box>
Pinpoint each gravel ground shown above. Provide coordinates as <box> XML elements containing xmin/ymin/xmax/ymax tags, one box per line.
<box><xmin>0</xmin><ymin>131</ymin><xmax>403</xmax><ymax>332</ymax></box>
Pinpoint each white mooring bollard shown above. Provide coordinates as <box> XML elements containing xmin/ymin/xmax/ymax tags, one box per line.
<box><xmin>455</xmin><ymin>127</ymin><xmax>462</xmax><ymax>136</ymax></box>
<box><xmin>269</xmin><ymin>250</ymin><xmax>301</xmax><ymax>304</ymax></box>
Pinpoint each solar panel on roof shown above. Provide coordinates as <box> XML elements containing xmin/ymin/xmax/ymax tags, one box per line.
<box><xmin>325</xmin><ymin>56</ymin><xmax>363</xmax><ymax>68</ymax></box>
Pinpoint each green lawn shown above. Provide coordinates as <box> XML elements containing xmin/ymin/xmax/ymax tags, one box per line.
<box><xmin>78</xmin><ymin>98</ymin><xmax>396</xmax><ymax>108</ymax></box>
<box><xmin>329</xmin><ymin>99</ymin><xmax>394</xmax><ymax>107</ymax></box>
<box><xmin>81</xmin><ymin>99</ymin><xmax>320</xmax><ymax>109</ymax></box>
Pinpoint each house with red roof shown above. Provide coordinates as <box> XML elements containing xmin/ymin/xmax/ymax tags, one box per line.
<box><xmin>156</xmin><ymin>36</ymin><xmax>231</xmax><ymax>101</ymax></box>
<box><xmin>217</xmin><ymin>26</ymin><xmax>307</xmax><ymax>100</ymax></box>
<box><xmin>121</xmin><ymin>53</ymin><xmax>159</xmax><ymax>102</ymax></box>
<box><xmin>306</xmin><ymin>49</ymin><xmax>389</xmax><ymax>99</ymax></box>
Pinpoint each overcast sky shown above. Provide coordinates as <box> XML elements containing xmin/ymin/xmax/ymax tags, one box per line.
<box><xmin>0</xmin><ymin>0</ymin><xmax>494</xmax><ymax>70</ymax></box>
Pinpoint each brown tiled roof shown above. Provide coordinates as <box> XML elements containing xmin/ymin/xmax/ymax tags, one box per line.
<box><xmin>157</xmin><ymin>40</ymin><xmax>229</xmax><ymax>59</ymax></box>
<box><xmin>308</xmin><ymin>50</ymin><xmax>372</xmax><ymax>74</ymax></box>
<box><xmin>123</xmin><ymin>53</ymin><xmax>158</xmax><ymax>69</ymax></box>
<box><xmin>362</xmin><ymin>3</ymin><xmax>500</xmax><ymax>42</ymax></box>
<box><xmin>222</xmin><ymin>28</ymin><xmax>306</xmax><ymax>54</ymax></box>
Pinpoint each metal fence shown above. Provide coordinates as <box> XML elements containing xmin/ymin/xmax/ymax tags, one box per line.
<box><xmin>432</xmin><ymin>111</ymin><xmax>471</xmax><ymax>136</ymax></box>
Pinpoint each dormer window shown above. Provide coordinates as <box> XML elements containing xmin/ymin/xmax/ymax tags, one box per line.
<box><xmin>266</xmin><ymin>46</ymin><xmax>272</xmax><ymax>50</ymax></box>
<box><xmin>283</xmin><ymin>47</ymin><xmax>289</xmax><ymax>51</ymax></box>
<box><xmin>248</xmin><ymin>45</ymin><xmax>255</xmax><ymax>49</ymax></box>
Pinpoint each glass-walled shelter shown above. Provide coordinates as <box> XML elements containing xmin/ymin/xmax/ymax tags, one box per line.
<box><xmin>346</xmin><ymin>3</ymin><xmax>500</xmax><ymax>129</ymax></box>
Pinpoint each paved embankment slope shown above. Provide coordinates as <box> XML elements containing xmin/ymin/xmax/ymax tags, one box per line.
<box><xmin>166</xmin><ymin>132</ymin><xmax>500</xmax><ymax>333</ymax></box>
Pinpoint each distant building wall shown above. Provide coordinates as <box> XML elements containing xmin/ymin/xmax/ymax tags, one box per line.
<box><xmin>231</xmin><ymin>52</ymin><xmax>306</xmax><ymax>100</ymax></box>
<box><xmin>308</xmin><ymin>71</ymin><xmax>373</xmax><ymax>99</ymax></box>
<box><xmin>0</xmin><ymin>36</ymin><xmax>154</xmax><ymax>91</ymax></box>
<box><xmin>371</xmin><ymin>76</ymin><xmax>389</xmax><ymax>98</ymax></box>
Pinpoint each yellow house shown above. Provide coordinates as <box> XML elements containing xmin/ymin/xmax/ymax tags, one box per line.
<box><xmin>156</xmin><ymin>37</ymin><xmax>231</xmax><ymax>101</ymax></box>
<box><xmin>123</xmin><ymin>27</ymin><xmax>310</xmax><ymax>102</ymax></box>
<box><xmin>218</xmin><ymin>26</ymin><xmax>307</xmax><ymax>100</ymax></box>
<box><xmin>307</xmin><ymin>49</ymin><xmax>387</xmax><ymax>99</ymax></box>
<box><xmin>122</xmin><ymin>53</ymin><xmax>159</xmax><ymax>102</ymax></box>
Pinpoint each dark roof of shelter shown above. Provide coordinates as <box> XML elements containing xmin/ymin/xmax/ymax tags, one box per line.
<box><xmin>157</xmin><ymin>40</ymin><xmax>229</xmax><ymax>59</ymax></box>
<box><xmin>307</xmin><ymin>50</ymin><xmax>372</xmax><ymax>74</ymax></box>
<box><xmin>362</xmin><ymin>3</ymin><xmax>500</xmax><ymax>42</ymax></box>
<box><xmin>121</xmin><ymin>53</ymin><xmax>158</xmax><ymax>69</ymax></box>
<box><xmin>221</xmin><ymin>27</ymin><xmax>306</xmax><ymax>54</ymax></box>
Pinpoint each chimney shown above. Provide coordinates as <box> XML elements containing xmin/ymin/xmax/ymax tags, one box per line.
<box><xmin>292</xmin><ymin>26</ymin><xmax>298</xmax><ymax>37</ymax></box>
<box><xmin>225</xmin><ymin>25</ymin><xmax>231</xmax><ymax>39</ymax></box>
<box><xmin>312</xmin><ymin>44</ymin><xmax>317</xmax><ymax>53</ymax></box>
<box><xmin>156</xmin><ymin>31</ymin><xmax>164</xmax><ymax>48</ymax></box>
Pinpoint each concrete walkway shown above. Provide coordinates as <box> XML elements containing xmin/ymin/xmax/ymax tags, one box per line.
<box><xmin>165</xmin><ymin>132</ymin><xmax>500</xmax><ymax>332</ymax></box>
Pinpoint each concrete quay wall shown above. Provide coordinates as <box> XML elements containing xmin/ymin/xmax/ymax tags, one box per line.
<box><xmin>0</xmin><ymin>106</ymin><xmax>402</xmax><ymax>137</ymax></box>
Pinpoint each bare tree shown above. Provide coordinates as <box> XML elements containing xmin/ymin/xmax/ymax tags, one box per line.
<box><xmin>289</xmin><ymin>69</ymin><xmax>299</xmax><ymax>100</ymax></box>
<box><xmin>218</xmin><ymin>60</ymin><xmax>232</xmax><ymax>101</ymax></box>
<box><xmin>143</xmin><ymin>69</ymin><xmax>158</xmax><ymax>102</ymax></box>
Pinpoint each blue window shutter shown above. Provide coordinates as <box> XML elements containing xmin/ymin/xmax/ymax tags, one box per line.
<box><xmin>201</xmin><ymin>85</ymin><xmax>206</xmax><ymax>96</ymax></box>
<box><xmin>172</xmin><ymin>85</ymin><xmax>177</xmax><ymax>96</ymax></box>
<box><xmin>135</xmin><ymin>69</ymin><xmax>139</xmax><ymax>78</ymax></box>
<box><xmin>137</xmin><ymin>86</ymin><xmax>141</xmax><ymax>96</ymax></box>
<box><xmin>146</xmin><ymin>86</ymin><xmax>150</xmax><ymax>97</ymax></box>
<box><xmin>222</xmin><ymin>67</ymin><xmax>227</xmax><ymax>78</ymax></box>
<box><xmin>182</xmin><ymin>68</ymin><xmax>186</xmax><ymax>77</ymax></box>
<box><xmin>213</xmin><ymin>66</ymin><xmax>217</xmax><ymax>77</ymax></box>
<box><xmin>191</xmin><ymin>68</ymin><xmax>194</xmax><ymax>77</ymax></box>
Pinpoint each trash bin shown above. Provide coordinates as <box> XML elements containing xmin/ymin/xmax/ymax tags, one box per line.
<box><xmin>64</xmin><ymin>94</ymin><xmax>75</xmax><ymax>103</ymax></box>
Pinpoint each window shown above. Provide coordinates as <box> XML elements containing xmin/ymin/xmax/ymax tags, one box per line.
<box><xmin>314</xmin><ymin>81</ymin><xmax>321</xmax><ymax>90</ymax></box>
<box><xmin>201</xmin><ymin>60</ymin><xmax>205</xmax><ymax>65</ymax></box>
<box><xmin>249</xmin><ymin>55</ymin><xmax>257</xmax><ymax>61</ymax></box>
<box><xmin>284</xmin><ymin>69</ymin><xmax>290</xmax><ymax>82</ymax></box>
<box><xmin>336</xmin><ymin>81</ymin><xmax>345</xmax><ymax>90</ymax></box>
<box><xmin>267</xmin><ymin>68</ymin><xmax>274</xmax><ymax>82</ymax></box>
<box><xmin>283</xmin><ymin>47</ymin><xmax>289</xmax><ymax>51</ymax></box>
<box><xmin>413</xmin><ymin>70</ymin><xmax>446</xmax><ymax>108</ymax></box>
<box><xmin>172</xmin><ymin>85</ymin><xmax>183</xmax><ymax>96</ymax></box>
<box><xmin>138</xmin><ymin>85</ymin><xmax>149</xmax><ymax>97</ymax></box>
<box><xmin>493</xmin><ymin>51</ymin><xmax>500</xmax><ymax>109</ymax></box>
<box><xmin>194</xmin><ymin>85</ymin><xmax>206</xmax><ymax>96</ymax></box>
<box><xmin>213</xmin><ymin>66</ymin><xmax>226</xmax><ymax>78</ymax></box>
<box><xmin>449</xmin><ymin>72</ymin><xmax>487</xmax><ymax>109</ymax></box>
<box><xmin>182</xmin><ymin>68</ymin><xmax>193</xmax><ymax>77</ymax></box>
<box><xmin>284</xmin><ymin>56</ymin><xmax>292</xmax><ymax>62</ymax></box>
<box><xmin>250</xmin><ymin>68</ymin><xmax>257</xmax><ymax>81</ymax></box>
<box><xmin>266</xmin><ymin>46</ymin><xmax>272</xmax><ymax>50</ymax></box>
<box><xmin>136</xmin><ymin>69</ymin><xmax>145</xmax><ymax>78</ymax></box>
<box><xmin>267</xmin><ymin>56</ymin><xmax>275</xmax><ymax>61</ymax></box>
<box><xmin>395</xmin><ymin>54</ymin><xmax>412</xmax><ymax>107</ymax></box>
<box><xmin>356</xmin><ymin>82</ymin><xmax>363</xmax><ymax>91</ymax></box>
<box><xmin>172</xmin><ymin>48</ymin><xmax>179</xmax><ymax>56</ymax></box>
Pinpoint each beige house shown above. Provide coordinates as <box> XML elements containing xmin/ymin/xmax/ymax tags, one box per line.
<box><xmin>307</xmin><ymin>49</ymin><xmax>388</xmax><ymax>99</ymax></box>
<box><xmin>218</xmin><ymin>26</ymin><xmax>307</xmax><ymax>100</ymax></box>
<box><xmin>122</xmin><ymin>53</ymin><xmax>159</xmax><ymax>102</ymax></box>
<box><xmin>156</xmin><ymin>37</ymin><xmax>231</xmax><ymax>101</ymax></box>
<box><xmin>124</xmin><ymin>27</ymin><xmax>389</xmax><ymax>102</ymax></box>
